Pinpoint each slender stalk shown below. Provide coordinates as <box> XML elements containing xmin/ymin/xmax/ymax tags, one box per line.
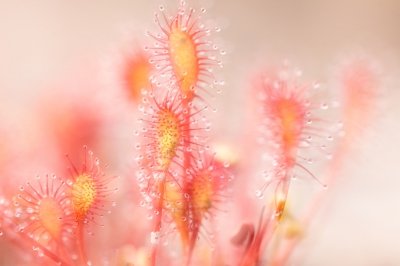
<box><xmin>258</xmin><ymin>175</ymin><xmax>291</xmax><ymax>258</ymax></box>
<box><xmin>185</xmin><ymin>226</ymin><xmax>198</xmax><ymax>266</ymax></box>
<box><xmin>182</xmin><ymin>102</ymin><xmax>194</xmax><ymax>266</ymax></box>
<box><xmin>149</xmin><ymin>179</ymin><xmax>166</xmax><ymax>266</ymax></box>
<box><xmin>239</xmin><ymin>209</ymin><xmax>271</xmax><ymax>266</ymax></box>
<box><xmin>2</xmin><ymin>216</ymin><xmax>72</xmax><ymax>266</ymax></box>
<box><xmin>25</xmin><ymin>235</ymin><xmax>72</xmax><ymax>266</ymax></box>
<box><xmin>77</xmin><ymin>221</ymin><xmax>89</xmax><ymax>266</ymax></box>
<box><xmin>240</xmin><ymin>169</ymin><xmax>292</xmax><ymax>266</ymax></box>
<box><xmin>57</xmin><ymin>240</ymin><xmax>75</xmax><ymax>266</ymax></box>
<box><xmin>271</xmin><ymin>148</ymin><xmax>346</xmax><ymax>266</ymax></box>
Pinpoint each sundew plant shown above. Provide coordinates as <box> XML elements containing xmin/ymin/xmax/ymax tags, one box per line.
<box><xmin>0</xmin><ymin>1</ymin><xmax>394</xmax><ymax>265</ymax></box>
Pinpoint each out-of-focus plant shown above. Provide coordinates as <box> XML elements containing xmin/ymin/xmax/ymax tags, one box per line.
<box><xmin>0</xmin><ymin>1</ymin><xmax>383</xmax><ymax>266</ymax></box>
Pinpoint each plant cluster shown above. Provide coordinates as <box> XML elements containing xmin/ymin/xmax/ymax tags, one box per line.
<box><xmin>0</xmin><ymin>1</ymin><xmax>382</xmax><ymax>266</ymax></box>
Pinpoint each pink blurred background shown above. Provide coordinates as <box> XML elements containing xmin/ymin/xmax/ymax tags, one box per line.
<box><xmin>1</xmin><ymin>0</ymin><xmax>400</xmax><ymax>265</ymax></box>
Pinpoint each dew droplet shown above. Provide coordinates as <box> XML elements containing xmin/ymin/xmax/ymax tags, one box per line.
<box><xmin>313</xmin><ymin>81</ymin><xmax>320</xmax><ymax>89</ymax></box>
<box><xmin>255</xmin><ymin>190</ymin><xmax>264</xmax><ymax>199</ymax></box>
<box><xmin>150</xmin><ymin>231</ymin><xmax>160</xmax><ymax>244</ymax></box>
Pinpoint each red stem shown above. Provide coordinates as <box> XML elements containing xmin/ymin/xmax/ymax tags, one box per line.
<box><xmin>183</xmin><ymin>102</ymin><xmax>195</xmax><ymax>266</ymax></box>
<box><xmin>149</xmin><ymin>179</ymin><xmax>166</xmax><ymax>266</ymax></box>
<box><xmin>77</xmin><ymin>221</ymin><xmax>89</xmax><ymax>266</ymax></box>
<box><xmin>1</xmin><ymin>215</ymin><xmax>72</xmax><ymax>266</ymax></box>
<box><xmin>57</xmin><ymin>239</ymin><xmax>76</xmax><ymax>266</ymax></box>
<box><xmin>271</xmin><ymin>146</ymin><xmax>347</xmax><ymax>266</ymax></box>
<box><xmin>240</xmin><ymin>168</ymin><xmax>293</xmax><ymax>266</ymax></box>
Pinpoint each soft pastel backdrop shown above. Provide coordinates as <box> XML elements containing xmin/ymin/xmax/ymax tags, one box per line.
<box><xmin>1</xmin><ymin>1</ymin><xmax>400</xmax><ymax>265</ymax></box>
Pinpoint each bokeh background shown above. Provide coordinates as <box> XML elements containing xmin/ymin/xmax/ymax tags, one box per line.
<box><xmin>1</xmin><ymin>0</ymin><xmax>400</xmax><ymax>265</ymax></box>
